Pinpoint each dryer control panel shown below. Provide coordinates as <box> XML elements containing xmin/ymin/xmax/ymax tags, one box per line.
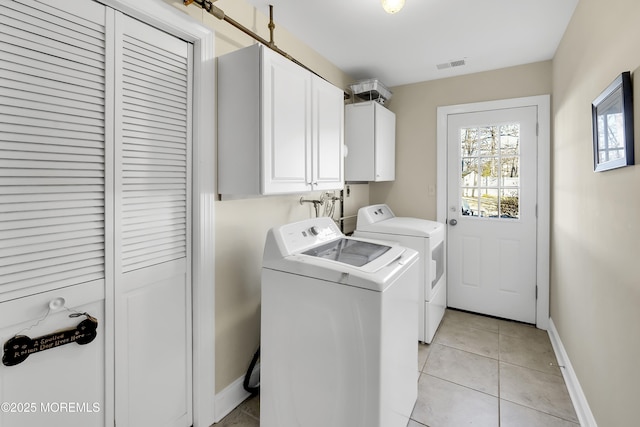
<box><xmin>357</xmin><ymin>204</ymin><xmax>395</xmax><ymax>226</ymax></box>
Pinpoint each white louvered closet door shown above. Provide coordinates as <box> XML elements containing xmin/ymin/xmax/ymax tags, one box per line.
<box><xmin>113</xmin><ymin>12</ymin><xmax>193</xmax><ymax>427</ymax></box>
<box><xmin>0</xmin><ymin>1</ymin><xmax>108</xmax><ymax>427</ymax></box>
<box><xmin>0</xmin><ymin>0</ymin><xmax>107</xmax><ymax>299</ymax></box>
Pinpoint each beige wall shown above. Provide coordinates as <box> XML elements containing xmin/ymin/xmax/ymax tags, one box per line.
<box><xmin>370</xmin><ymin>61</ymin><xmax>552</xmax><ymax>220</ymax></box>
<box><xmin>551</xmin><ymin>0</ymin><xmax>640</xmax><ymax>425</ymax></box>
<box><xmin>162</xmin><ymin>0</ymin><xmax>354</xmax><ymax>392</ymax></box>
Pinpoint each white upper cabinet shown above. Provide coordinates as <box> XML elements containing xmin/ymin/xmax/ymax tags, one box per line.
<box><xmin>311</xmin><ymin>76</ymin><xmax>345</xmax><ymax>191</ymax></box>
<box><xmin>345</xmin><ymin>101</ymin><xmax>396</xmax><ymax>182</ymax></box>
<box><xmin>218</xmin><ymin>44</ymin><xmax>344</xmax><ymax>196</ymax></box>
<box><xmin>261</xmin><ymin>46</ymin><xmax>310</xmax><ymax>194</ymax></box>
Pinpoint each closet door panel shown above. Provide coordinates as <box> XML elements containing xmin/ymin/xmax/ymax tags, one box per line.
<box><xmin>0</xmin><ymin>3</ymin><xmax>107</xmax><ymax>427</ymax></box>
<box><xmin>0</xmin><ymin>282</ymin><xmax>105</xmax><ymax>427</ymax></box>
<box><xmin>0</xmin><ymin>0</ymin><xmax>107</xmax><ymax>299</ymax></box>
<box><xmin>113</xmin><ymin>12</ymin><xmax>192</xmax><ymax>427</ymax></box>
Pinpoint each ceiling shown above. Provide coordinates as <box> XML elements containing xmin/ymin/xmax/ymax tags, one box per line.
<box><xmin>244</xmin><ymin>0</ymin><xmax>579</xmax><ymax>88</ymax></box>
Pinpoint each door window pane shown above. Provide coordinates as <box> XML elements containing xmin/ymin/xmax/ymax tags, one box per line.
<box><xmin>478</xmin><ymin>126</ymin><xmax>499</xmax><ymax>156</ymax></box>
<box><xmin>480</xmin><ymin>157</ymin><xmax>499</xmax><ymax>187</ymax></box>
<box><xmin>500</xmin><ymin>156</ymin><xmax>520</xmax><ymax>186</ymax></box>
<box><xmin>500</xmin><ymin>189</ymin><xmax>519</xmax><ymax>219</ymax></box>
<box><xmin>460</xmin><ymin>128</ymin><xmax>478</xmax><ymax>156</ymax></box>
<box><xmin>500</xmin><ymin>124</ymin><xmax>520</xmax><ymax>154</ymax></box>
<box><xmin>479</xmin><ymin>188</ymin><xmax>499</xmax><ymax>217</ymax></box>
<box><xmin>461</xmin><ymin>158</ymin><xmax>478</xmax><ymax>187</ymax></box>
<box><xmin>460</xmin><ymin>123</ymin><xmax>521</xmax><ymax>220</ymax></box>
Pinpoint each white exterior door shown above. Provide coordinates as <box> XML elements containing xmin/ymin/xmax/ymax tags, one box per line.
<box><xmin>447</xmin><ymin>106</ymin><xmax>538</xmax><ymax>323</ymax></box>
<box><xmin>113</xmin><ymin>13</ymin><xmax>192</xmax><ymax>427</ymax></box>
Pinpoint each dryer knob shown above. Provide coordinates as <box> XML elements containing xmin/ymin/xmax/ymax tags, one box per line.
<box><xmin>309</xmin><ymin>226</ymin><xmax>319</xmax><ymax>236</ymax></box>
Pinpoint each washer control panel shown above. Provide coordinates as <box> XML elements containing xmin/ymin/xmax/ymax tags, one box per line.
<box><xmin>275</xmin><ymin>217</ymin><xmax>342</xmax><ymax>255</ymax></box>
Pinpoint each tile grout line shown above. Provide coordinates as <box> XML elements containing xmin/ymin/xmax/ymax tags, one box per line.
<box><xmin>422</xmin><ymin>372</ymin><xmax>498</xmax><ymax>400</ymax></box>
<box><xmin>499</xmin><ymin>359</ymin><xmax>564</xmax><ymax>378</ymax></box>
<box><xmin>433</xmin><ymin>340</ymin><xmax>500</xmax><ymax>362</ymax></box>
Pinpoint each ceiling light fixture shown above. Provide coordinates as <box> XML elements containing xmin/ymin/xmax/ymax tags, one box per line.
<box><xmin>381</xmin><ymin>0</ymin><xmax>405</xmax><ymax>14</ymax></box>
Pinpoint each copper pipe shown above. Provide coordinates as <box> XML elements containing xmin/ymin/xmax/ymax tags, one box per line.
<box><xmin>186</xmin><ymin>0</ymin><xmax>319</xmax><ymax>77</ymax></box>
<box><xmin>183</xmin><ymin>0</ymin><xmax>350</xmax><ymax>99</ymax></box>
<box><xmin>268</xmin><ymin>5</ymin><xmax>275</xmax><ymax>48</ymax></box>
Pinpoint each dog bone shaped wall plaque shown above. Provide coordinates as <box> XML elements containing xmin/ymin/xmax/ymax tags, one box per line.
<box><xmin>2</xmin><ymin>315</ymin><xmax>98</xmax><ymax>367</ymax></box>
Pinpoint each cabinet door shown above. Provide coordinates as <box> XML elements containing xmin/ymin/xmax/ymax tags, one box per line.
<box><xmin>312</xmin><ymin>76</ymin><xmax>344</xmax><ymax>191</ymax></box>
<box><xmin>374</xmin><ymin>103</ymin><xmax>396</xmax><ymax>181</ymax></box>
<box><xmin>261</xmin><ymin>49</ymin><xmax>311</xmax><ymax>194</ymax></box>
<box><xmin>345</xmin><ymin>102</ymin><xmax>375</xmax><ymax>181</ymax></box>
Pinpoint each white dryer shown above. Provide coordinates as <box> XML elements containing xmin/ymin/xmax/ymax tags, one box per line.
<box><xmin>261</xmin><ymin>217</ymin><xmax>419</xmax><ymax>427</ymax></box>
<box><xmin>354</xmin><ymin>204</ymin><xmax>446</xmax><ymax>343</ymax></box>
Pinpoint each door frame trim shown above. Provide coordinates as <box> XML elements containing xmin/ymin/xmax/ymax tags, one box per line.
<box><xmin>436</xmin><ymin>95</ymin><xmax>550</xmax><ymax>330</ymax></box>
<box><xmin>100</xmin><ymin>1</ymin><xmax>216</xmax><ymax>426</ymax></box>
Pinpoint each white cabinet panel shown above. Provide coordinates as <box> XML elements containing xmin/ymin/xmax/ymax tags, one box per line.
<box><xmin>374</xmin><ymin>104</ymin><xmax>396</xmax><ymax>181</ymax></box>
<box><xmin>262</xmin><ymin>47</ymin><xmax>311</xmax><ymax>194</ymax></box>
<box><xmin>218</xmin><ymin>44</ymin><xmax>343</xmax><ymax>196</ymax></box>
<box><xmin>345</xmin><ymin>101</ymin><xmax>396</xmax><ymax>182</ymax></box>
<box><xmin>312</xmin><ymin>77</ymin><xmax>344</xmax><ymax>190</ymax></box>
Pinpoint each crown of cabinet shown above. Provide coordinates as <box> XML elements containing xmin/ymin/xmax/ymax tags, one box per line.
<box><xmin>217</xmin><ymin>44</ymin><xmax>344</xmax><ymax>197</ymax></box>
<box><xmin>345</xmin><ymin>101</ymin><xmax>396</xmax><ymax>182</ymax></box>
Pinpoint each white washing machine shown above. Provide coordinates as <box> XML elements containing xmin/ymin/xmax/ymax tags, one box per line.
<box><xmin>261</xmin><ymin>217</ymin><xmax>419</xmax><ymax>427</ymax></box>
<box><xmin>354</xmin><ymin>204</ymin><xmax>446</xmax><ymax>344</ymax></box>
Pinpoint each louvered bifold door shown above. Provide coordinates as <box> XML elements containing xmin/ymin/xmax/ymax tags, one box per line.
<box><xmin>0</xmin><ymin>2</ymin><xmax>108</xmax><ymax>426</ymax></box>
<box><xmin>0</xmin><ymin>0</ymin><xmax>107</xmax><ymax>298</ymax></box>
<box><xmin>113</xmin><ymin>13</ymin><xmax>193</xmax><ymax>427</ymax></box>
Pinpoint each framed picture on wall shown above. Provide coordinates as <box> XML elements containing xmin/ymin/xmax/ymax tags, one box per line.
<box><xmin>592</xmin><ymin>71</ymin><xmax>634</xmax><ymax>172</ymax></box>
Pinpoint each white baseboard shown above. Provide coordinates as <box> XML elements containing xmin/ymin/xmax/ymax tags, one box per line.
<box><xmin>547</xmin><ymin>318</ymin><xmax>598</xmax><ymax>427</ymax></box>
<box><xmin>214</xmin><ymin>375</ymin><xmax>251</xmax><ymax>423</ymax></box>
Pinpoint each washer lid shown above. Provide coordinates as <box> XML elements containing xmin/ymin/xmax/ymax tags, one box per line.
<box><xmin>267</xmin><ymin>245</ymin><xmax>418</xmax><ymax>292</ymax></box>
<box><xmin>356</xmin><ymin>216</ymin><xmax>444</xmax><ymax>237</ymax></box>
<box><xmin>302</xmin><ymin>238</ymin><xmax>392</xmax><ymax>267</ymax></box>
<box><xmin>262</xmin><ymin>217</ymin><xmax>419</xmax><ymax>291</ymax></box>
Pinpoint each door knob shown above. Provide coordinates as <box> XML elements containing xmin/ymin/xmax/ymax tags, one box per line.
<box><xmin>449</xmin><ymin>219</ymin><xmax>458</xmax><ymax>226</ymax></box>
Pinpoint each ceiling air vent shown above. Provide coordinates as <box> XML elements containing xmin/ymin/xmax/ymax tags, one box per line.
<box><xmin>436</xmin><ymin>59</ymin><xmax>466</xmax><ymax>70</ymax></box>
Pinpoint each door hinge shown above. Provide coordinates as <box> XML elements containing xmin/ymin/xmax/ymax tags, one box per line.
<box><xmin>535</xmin><ymin>285</ymin><xmax>538</xmax><ymax>300</ymax></box>
<box><xmin>535</xmin><ymin>204</ymin><xmax>538</xmax><ymax>218</ymax></box>
<box><xmin>536</xmin><ymin>122</ymin><xmax>539</xmax><ymax>136</ymax></box>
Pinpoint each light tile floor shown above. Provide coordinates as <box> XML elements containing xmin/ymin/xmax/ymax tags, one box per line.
<box><xmin>213</xmin><ymin>309</ymin><xmax>579</xmax><ymax>427</ymax></box>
